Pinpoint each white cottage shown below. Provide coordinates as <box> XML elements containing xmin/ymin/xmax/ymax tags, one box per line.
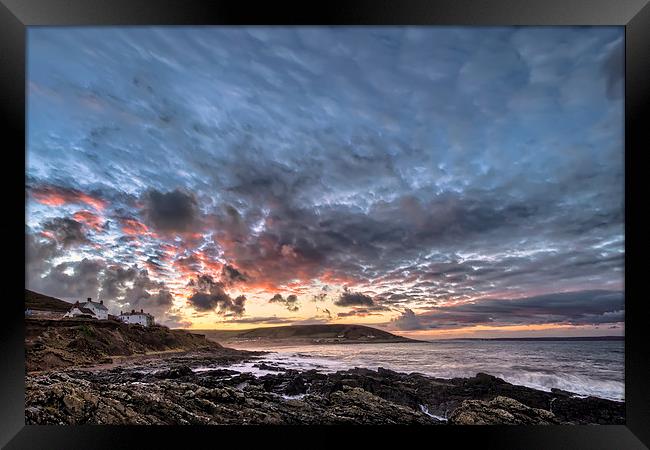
<box><xmin>64</xmin><ymin>297</ymin><xmax>109</xmax><ymax>320</ymax></box>
<box><xmin>118</xmin><ymin>309</ymin><xmax>155</xmax><ymax>327</ymax></box>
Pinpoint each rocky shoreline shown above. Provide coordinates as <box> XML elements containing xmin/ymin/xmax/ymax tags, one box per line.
<box><xmin>25</xmin><ymin>349</ymin><xmax>624</xmax><ymax>425</ymax></box>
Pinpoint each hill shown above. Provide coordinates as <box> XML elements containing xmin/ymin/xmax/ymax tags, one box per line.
<box><xmin>25</xmin><ymin>318</ymin><xmax>222</xmax><ymax>372</ymax></box>
<box><xmin>24</xmin><ymin>290</ymin><xmax>223</xmax><ymax>372</ymax></box>
<box><xmin>194</xmin><ymin>324</ymin><xmax>419</xmax><ymax>345</ymax></box>
<box><xmin>25</xmin><ymin>289</ymin><xmax>73</xmax><ymax>312</ymax></box>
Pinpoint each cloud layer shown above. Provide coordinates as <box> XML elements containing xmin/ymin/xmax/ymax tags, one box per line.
<box><xmin>391</xmin><ymin>290</ymin><xmax>624</xmax><ymax>330</ymax></box>
<box><xmin>26</xmin><ymin>27</ymin><xmax>624</xmax><ymax>332</ymax></box>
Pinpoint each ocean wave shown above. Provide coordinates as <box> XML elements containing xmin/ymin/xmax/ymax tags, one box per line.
<box><xmin>419</xmin><ymin>404</ymin><xmax>448</xmax><ymax>421</ymax></box>
<box><xmin>205</xmin><ymin>341</ymin><xmax>625</xmax><ymax>402</ymax></box>
<box><xmin>486</xmin><ymin>371</ymin><xmax>624</xmax><ymax>401</ymax></box>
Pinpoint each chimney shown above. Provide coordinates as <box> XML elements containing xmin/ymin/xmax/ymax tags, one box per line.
<box><xmin>87</xmin><ymin>297</ymin><xmax>92</xmax><ymax>302</ymax></box>
<box><xmin>132</xmin><ymin>309</ymin><xmax>135</xmax><ymax>314</ymax></box>
<box><xmin>141</xmin><ymin>309</ymin><xmax>143</xmax><ymax>313</ymax></box>
<box><xmin>100</xmin><ymin>300</ymin><xmax>103</xmax><ymax>305</ymax></box>
<box><xmin>120</xmin><ymin>311</ymin><xmax>123</xmax><ymax>315</ymax></box>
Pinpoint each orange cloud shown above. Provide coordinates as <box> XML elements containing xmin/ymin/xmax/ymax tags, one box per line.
<box><xmin>72</xmin><ymin>210</ymin><xmax>104</xmax><ymax>231</ymax></box>
<box><xmin>120</xmin><ymin>218</ymin><xmax>149</xmax><ymax>236</ymax></box>
<box><xmin>77</xmin><ymin>192</ymin><xmax>107</xmax><ymax>211</ymax></box>
<box><xmin>320</xmin><ymin>270</ymin><xmax>360</xmax><ymax>287</ymax></box>
<box><xmin>397</xmin><ymin>323</ymin><xmax>585</xmax><ymax>339</ymax></box>
<box><xmin>242</xmin><ymin>280</ymin><xmax>281</xmax><ymax>294</ymax></box>
<box><xmin>40</xmin><ymin>230</ymin><xmax>55</xmax><ymax>240</ymax></box>
<box><xmin>30</xmin><ymin>185</ymin><xmax>107</xmax><ymax>211</ymax></box>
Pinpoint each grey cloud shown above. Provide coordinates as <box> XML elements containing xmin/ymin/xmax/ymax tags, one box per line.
<box><xmin>27</xmin><ymin>258</ymin><xmax>105</xmax><ymax>302</ymax></box>
<box><xmin>334</xmin><ymin>289</ymin><xmax>374</xmax><ymax>307</ymax></box>
<box><xmin>122</xmin><ymin>269</ymin><xmax>174</xmax><ymax>312</ymax></box>
<box><xmin>26</xmin><ymin>27</ymin><xmax>624</xmax><ymax>327</ymax></box>
<box><xmin>41</xmin><ymin>217</ymin><xmax>89</xmax><ymax>247</ymax></box>
<box><xmin>391</xmin><ymin>309</ymin><xmax>424</xmax><ymax>330</ymax></box>
<box><xmin>269</xmin><ymin>293</ymin><xmax>300</xmax><ymax>312</ymax></box>
<box><xmin>337</xmin><ymin>306</ymin><xmax>390</xmax><ymax>318</ymax></box>
<box><xmin>221</xmin><ymin>264</ymin><xmax>248</xmax><ymax>284</ymax></box>
<box><xmin>187</xmin><ymin>274</ymin><xmax>246</xmax><ymax>316</ymax></box>
<box><xmin>162</xmin><ymin>314</ymin><xmax>193</xmax><ymax>329</ymax></box>
<box><xmin>142</xmin><ymin>188</ymin><xmax>199</xmax><ymax>233</ymax></box>
<box><xmin>390</xmin><ymin>290</ymin><xmax>624</xmax><ymax>331</ymax></box>
<box><xmin>100</xmin><ymin>265</ymin><xmax>138</xmax><ymax>300</ymax></box>
<box><xmin>26</xmin><ymin>232</ymin><xmax>59</xmax><ymax>274</ymax></box>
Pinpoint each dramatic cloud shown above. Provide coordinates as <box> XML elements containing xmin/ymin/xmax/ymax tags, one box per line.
<box><xmin>390</xmin><ymin>309</ymin><xmax>423</xmax><ymax>330</ymax></box>
<box><xmin>334</xmin><ymin>289</ymin><xmax>375</xmax><ymax>307</ymax></box>
<box><xmin>41</xmin><ymin>217</ymin><xmax>89</xmax><ymax>247</ymax></box>
<box><xmin>122</xmin><ymin>270</ymin><xmax>174</xmax><ymax>311</ymax></box>
<box><xmin>72</xmin><ymin>210</ymin><xmax>105</xmax><ymax>231</ymax></box>
<box><xmin>187</xmin><ymin>274</ymin><xmax>246</xmax><ymax>316</ymax></box>
<box><xmin>269</xmin><ymin>293</ymin><xmax>300</xmax><ymax>312</ymax></box>
<box><xmin>221</xmin><ymin>264</ymin><xmax>248</xmax><ymax>285</ymax></box>
<box><xmin>100</xmin><ymin>265</ymin><xmax>138</xmax><ymax>300</ymax></box>
<box><xmin>29</xmin><ymin>184</ymin><xmax>107</xmax><ymax>211</ymax></box>
<box><xmin>390</xmin><ymin>290</ymin><xmax>624</xmax><ymax>331</ymax></box>
<box><xmin>25</xmin><ymin>27</ymin><xmax>624</xmax><ymax>331</ymax></box>
<box><xmin>28</xmin><ymin>258</ymin><xmax>105</xmax><ymax>302</ymax></box>
<box><xmin>25</xmin><ymin>233</ymin><xmax>58</xmax><ymax>271</ymax></box>
<box><xmin>142</xmin><ymin>189</ymin><xmax>199</xmax><ymax>233</ymax></box>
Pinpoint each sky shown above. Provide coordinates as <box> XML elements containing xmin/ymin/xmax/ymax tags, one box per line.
<box><xmin>25</xmin><ymin>26</ymin><xmax>624</xmax><ymax>338</ymax></box>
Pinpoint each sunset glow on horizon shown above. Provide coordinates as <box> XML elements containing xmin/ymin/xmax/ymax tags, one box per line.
<box><xmin>26</xmin><ymin>27</ymin><xmax>624</xmax><ymax>338</ymax></box>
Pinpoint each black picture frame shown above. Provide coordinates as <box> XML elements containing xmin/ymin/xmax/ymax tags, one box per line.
<box><xmin>1</xmin><ymin>0</ymin><xmax>648</xmax><ymax>448</ymax></box>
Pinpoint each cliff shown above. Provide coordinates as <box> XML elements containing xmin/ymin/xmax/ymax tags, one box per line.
<box><xmin>25</xmin><ymin>318</ymin><xmax>221</xmax><ymax>372</ymax></box>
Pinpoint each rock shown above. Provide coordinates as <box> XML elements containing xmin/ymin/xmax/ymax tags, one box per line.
<box><xmin>24</xmin><ymin>358</ymin><xmax>625</xmax><ymax>426</ymax></box>
<box><xmin>550</xmin><ymin>395</ymin><xmax>625</xmax><ymax>425</ymax></box>
<box><xmin>62</xmin><ymin>393</ymin><xmax>85</xmax><ymax>415</ymax></box>
<box><xmin>253</xmin><ymin>363</ymin><xmax>284</xmax><ymax>372</ymax></box>
<box><xmin>153</xmin><ymin>365</ymin><xmax>193</xmax><ymax>379</ymax></box>
<box><xmin>327</xmin><ymin>387</ymin><xmax>440</xmax><ymax>424</ymax></box>
<box><xmin>448</xmin><ymin>396</ymin><xmax>559</xmax><ymax>425</ymax></box>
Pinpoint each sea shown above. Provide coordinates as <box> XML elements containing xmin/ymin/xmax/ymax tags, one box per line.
<box><xmin>207</xmin><ymin>339</ymin><xmax>624</xmax><ymax>402</ymax></box>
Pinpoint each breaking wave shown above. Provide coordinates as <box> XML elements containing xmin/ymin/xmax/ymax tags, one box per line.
<box><xmin>221</xmin><ymin>340</ymin><xmax>624</xmax><ymax>401</ymax></box>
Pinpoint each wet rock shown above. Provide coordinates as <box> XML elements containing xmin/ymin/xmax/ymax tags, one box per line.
<box><xmin>24</xmin><ymin>359</ymin><xmax>625</xmax><ymax>425</ymax></box>
<box><xmin>253</xmin><ymin>363</ymin><xmax>284</xmax><ymax>372</ymax></box>
<box><xmin>153</xmin><ymin>365</ymin><xmax>193</xmax><ymax>379</ymax></box>
<box><xmin>448</xmin><ymin>396</ymin><xmax>559</xmax><ymax>425</ymax></box>
<box><xmin>550</xmin><ymin>395</ymin><xmax>625</xmax><ymax>425</ymax></box>
<box><xmin>326</xmin><ymin>386</ymin><xmax>440</xmax><ymax>424</ymax></box>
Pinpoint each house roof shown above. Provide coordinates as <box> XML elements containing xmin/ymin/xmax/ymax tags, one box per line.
<box><xmin>68</xmin><ymin>306</ymin><xmax>96</xmax><ymax>316</ymax></box>
<box><xmin>81</xmin><ymin>300</ymin><xmax>108</xmax><ymax>310</ymax></box>
<box><xmin>119</xmin><ymin>312</ymin><xmax>154</xmax><ymax>317</ymax></box>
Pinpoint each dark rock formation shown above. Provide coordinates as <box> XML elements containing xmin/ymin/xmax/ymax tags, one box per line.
<box><xmin>448</xmin><ymin>396</ymin><xmax>559</xmax><ymax>425</ymax></box>
<box><xmin>25</xmin><ymin>353</ymin><xmax>625</xmax><ymax>425</ymax></box>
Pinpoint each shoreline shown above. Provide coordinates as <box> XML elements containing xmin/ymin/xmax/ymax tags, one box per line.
<box><xmin>27</xmin><ymin>344</ymin><xmax>623</xmax><ymax>404</ymax></box>
<box><xmin>209</xmin><ymin>342</ymin><xmax>624</xmax><ymax>403</ymax></box>
<box><xmin>25</xmin><ymin>348</ymin><xmax>624</xmax><ymax>426</ymax></box>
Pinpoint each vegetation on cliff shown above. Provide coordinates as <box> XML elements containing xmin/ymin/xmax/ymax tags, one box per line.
<box><xmin>25</xmin><ymin>318</ymin><xmax>220</xmax><ymax>372</ymax></box>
